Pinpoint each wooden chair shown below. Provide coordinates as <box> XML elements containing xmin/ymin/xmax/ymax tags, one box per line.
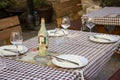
<box><xmin>51</xmin><ymin>0</ymin><xmax>83</xmax><ymax>30</ymax></box>
<box><xmin>0</xmin><ymin>16</ymin><xmax>22</xmax><ymax>45</ymax></box>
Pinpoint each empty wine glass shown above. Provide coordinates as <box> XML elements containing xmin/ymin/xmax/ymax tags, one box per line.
<box><xmin>86</xmin><ymin>18</ymin><xmax>95</xmax><ymax>32</ymax></box>
<box><xmin>61</xmin><ymin>16</ymin><xmax>71</xmax><ymax>40</ymax></box>
<box><xmin>10</xmin><ymin>31</ymin><xmax>23</xmax><ymax>59</ymax></box>
<box><xmin>61</xmin><ymin>16</ymin><xmax>71</xmax><ymax>31</ymax></box>
<box><xmin>54</xmin><ymin>29</ymin><xmax>65</xmax><ymax>45</ymax></box>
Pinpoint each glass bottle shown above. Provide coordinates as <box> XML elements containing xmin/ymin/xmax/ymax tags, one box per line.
<box><xmin>34</xmin><ymin>18</ymin><xmax>49</xmax><ymax>66</ymax></box>
<box><xmin>38</xmin><ymin>18</ymin><xmax>49</xmax><ymax>56</ymax></box>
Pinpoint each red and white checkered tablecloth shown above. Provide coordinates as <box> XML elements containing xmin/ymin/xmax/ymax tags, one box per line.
<box><xmin>22</xmin><ymin>30</ymin><xmax>120</xmax><ymax>80</ymax></box>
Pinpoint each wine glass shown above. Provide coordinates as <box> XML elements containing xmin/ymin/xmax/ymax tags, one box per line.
<box><xmin>54</xmin><ymin>29</ymin><xmax>65</xmax><ymax>45</ymax></box>
<box><xmin>61</xmin><ymin>16</ymin><xmax>71</xmax><ymax>40</ymax></box>
<box><xmin>10</xmin><ymin>31</ymin><xmax>23</xmax><ymax>59</ymax></box>
<box><xmin>86</xmin><ymin>18</ymin><xmax>95</xmax><ymax>32</ymax></box>
<box><xmin>61</xmin><ymin>16</ymin><xmax>71</xmax><ymax>31</ymax></box>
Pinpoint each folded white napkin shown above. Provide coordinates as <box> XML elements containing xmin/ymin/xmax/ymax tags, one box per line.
<box><xmin>0</xmin><ymin>45</ymin><xmax>28</xmax><ymax>56</ymax></box>
<box><xmin>93</xmin><ymin>35</ymin><xmax>119</xmax><ymax>42</ymax></box>
<box><xmin>47</xmin><ymin>29</ymin><xmax>68</xmax><ymax>36</ymax></box>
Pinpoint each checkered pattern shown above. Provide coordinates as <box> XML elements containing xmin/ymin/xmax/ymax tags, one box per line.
<box><xmin>1</xmin><ymin>31</ymin><xmax>120</xmax><ymax>80</ymax></box>
<box><xmin>22</xmin><ymin>30</ymin><xmax>120</xmax><ymax>80</ymax></box>
<box><xmin>94</xmin><ymin>17</ymin><xmax>120</xmax><ymax>26</ymax></box>
<box><xmin>81</xmin><ymin>16</ymin><xmax>120</xmax><ymax>54</ymax></box>
<box><xmin>0</xmin><ymin>58</ymin><xmax>79</xmax><ymax>80</ymax></box>
<box><xmin>81</xmin><ymin>15</ymin><xmax>120</xmax><ymax>31</ymax></box>
<box><xmin>115</xmin><ymin>44</ymin><xmax>120</xmax><ymax>54</ymax></box>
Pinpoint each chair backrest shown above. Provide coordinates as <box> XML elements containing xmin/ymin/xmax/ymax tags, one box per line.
<box><xmin>52</xmin><ymin>0</ymin><xmax>83</xmax><ymax>29</ymax></box>
<box><xmin>0</xmin><ymin>16</ymin><xmax>22</xmax><ymax>45</ymax></box>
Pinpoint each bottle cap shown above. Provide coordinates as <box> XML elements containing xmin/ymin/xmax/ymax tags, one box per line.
<box><xmin>41</xmin><ymin>18</ymin><xmax>45</xmax><ymax>22</ymax></box>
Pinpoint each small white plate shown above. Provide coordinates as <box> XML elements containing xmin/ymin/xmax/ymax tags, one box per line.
<box><xmin>89</xmin><ymin>34</ymin><xmax>120</xmax><ymax>43</ymax></box>
<box><xmin>47</xmin><ymin>29</ymin><xmax>68</xmax><ymax>37</ymax></box>
<box><xmin>0</xmin><ymin>45</ymin><xmax>28</xmax><ymax>56</ymax></box>
<box><xmin>52</xmin><ymin>54</ymin><xmax>88</xmax><ymax>68</ymax></box>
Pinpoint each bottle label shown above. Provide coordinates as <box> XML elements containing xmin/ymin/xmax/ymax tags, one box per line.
<box><xmin>38</xmin><ymin>34</ymin><xmax>48</xmax><ymax>56</ymax></box>
<box><xmin>39</xmin><ymin>34</ymin><xmax>44</xmax><ymax>45</ymax></box>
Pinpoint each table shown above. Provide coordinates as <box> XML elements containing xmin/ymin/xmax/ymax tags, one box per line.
<box><xmin>86</xmin><ymin>7</ymin><xmax>120</xmax><ymax>18</ymax></box>
<box><xmin>81</xmin><ymin>7</ymin><xmax>120</xmax><ymax>35</ymax></box>
<box><xmin>22</xmin><ymin>30</ymin><xmax>120</xmax><ymax>80</ymax></box>
<box><xmin>81</xmin><ymin>7</ymin><xmax>120</xmax><ymax>54</ymax></box>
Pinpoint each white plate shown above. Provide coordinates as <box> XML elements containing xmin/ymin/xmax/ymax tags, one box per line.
<box><xmin>52</xmin><ymin>54</ymin><xmax>88</xmax><ymax>68</ymax></box>
<box><xmin>0</xmin><ymin>45</ymin><xmax>28</xmax><ymax>56</ymax></box>
<box><xmin>89</xmin><ymin>34</ymin><xmax>120</xmax><ymax>43</ymax></box>
<box><xmin>47</xmin><ymin>29</ymin><xmax>68</xmax><ymax>36</ymax></box>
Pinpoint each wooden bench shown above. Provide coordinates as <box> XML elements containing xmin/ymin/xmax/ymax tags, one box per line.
<box><xmin>0</xmin><ymin>16</ymin><xmax>22</xmax><ymax>45</ymax></box>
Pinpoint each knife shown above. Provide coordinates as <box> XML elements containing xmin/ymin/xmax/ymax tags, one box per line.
<box><xmin>49</xmin><ymin>55</ymin><xmax>80</xmax><ymax>66</ymax></box>
<box><xmin>4</xmin><ymin>49</ymin><xmax>18</xmax><ymax>53</ymax></box>
<box><xmin>93</xmin><ymin>35</ymin><xmax>111</xmax><ymax>41</ymax></box>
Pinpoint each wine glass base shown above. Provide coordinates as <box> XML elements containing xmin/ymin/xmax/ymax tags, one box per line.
<box><xmin>34</xmin><ymin>55</ymin><xmax>50</xmax><ymax>66</ymax></box>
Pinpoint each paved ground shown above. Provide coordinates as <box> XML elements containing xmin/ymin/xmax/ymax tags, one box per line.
<box><xmin>93</xmin><ymin>54</ymin><xmax>120</xmax><ymax>80</ymax></box>
<box><xmin>22</xmin><ymin>22</ymin><xmax>120</xmax><ymax>80</ymax></box>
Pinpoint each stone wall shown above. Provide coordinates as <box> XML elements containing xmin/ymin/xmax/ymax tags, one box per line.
<box><xmin>81</xmin><ymin>0</ymin><xmax>101</xmax><ymax>14</ymax></box>
<box><xmin>81</xmin><ymin>0</ymin><xmax>94</xmax><ymax>13</ymax></box>
<box><xmin>50</xmin><ymin>0</ymin><xmax>101</xmax><ymax>14</ymax></box>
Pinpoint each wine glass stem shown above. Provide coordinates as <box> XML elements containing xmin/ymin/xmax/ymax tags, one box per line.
<box><xmin>90</xmin><ymin>28</ymin><xmax>91</xmax><ymax>32</ymax></box>
<box><xmin>90</xmin><ymin>28</ymin><xmax>92</xmax><ymax>32</ymax></box>
<box><xmin>15</xmin><ymin>45</ymin><xmax>19</xmax><ymax>59</ymax></box>
<box><xmin>64</xmin><ymin>28</ymin><xmax>69</xmax><ymax>42</ymax></box>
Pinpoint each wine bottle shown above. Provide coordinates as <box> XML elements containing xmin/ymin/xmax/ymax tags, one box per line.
<box><xmin>38</xmin><ymin>18</ymin><xmax>49</xmax><ymax>56</ymax></box>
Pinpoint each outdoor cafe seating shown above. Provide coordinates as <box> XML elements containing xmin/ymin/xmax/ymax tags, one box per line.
<box><xmin>0</xmin><ymin>1</ymin><xmax>120</xmax><ymax>79</ymax></box>
<box><xmin>0</xmin><ymin>15</ymin><xmax>120</xmax><ymax>80</ymax></box>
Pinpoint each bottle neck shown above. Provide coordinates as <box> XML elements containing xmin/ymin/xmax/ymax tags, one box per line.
<box><xmin>40</xmin><ymin>18</ymin><xmax>46</xmax><ymax>31</ymax></box>
<box><xmin>41</xmin><ymin>22</ymin><xmax>45</xmax><ymax>30</ymax></box>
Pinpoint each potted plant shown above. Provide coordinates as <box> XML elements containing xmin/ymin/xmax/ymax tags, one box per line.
<box><xmin>5</xmin><ymin>0</ymin><xmax>27</xmax><ymax>16</ymax></box>
<box><xmin>0</xmin><ymin>0</ymin><xmax>11</xmax><ymax>18</ymax></box>
<box><xmin>0</xmin><ymin>0</ymin><xmax>11</xmax><ymax>9</ymax></box>
<box><xmin>94</xmin><ymin>0</ymin><xmax>120</xmax><ymax>7</ymax></box>
<box><xmin>33</xmin><ymin>0</ymin><xmax>53</xmax><ymax>23</ymax></box>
